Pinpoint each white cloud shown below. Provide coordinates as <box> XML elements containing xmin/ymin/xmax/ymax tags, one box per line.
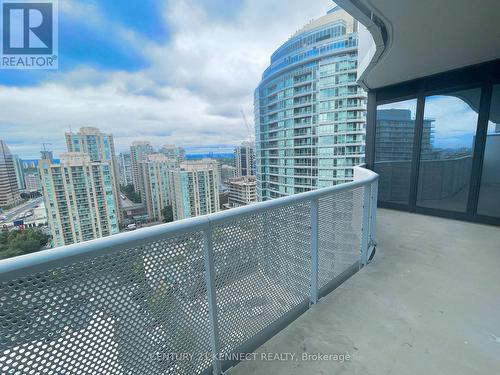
<box><xmin>0</xmin><ymin>71</ymin><xmax>240</xmax><ymax>155</ymax></box>
<box><xmin>424</xmin><ymin>95</ymin><xmax>479</xmax><ymax>137</ymax></box>
<box><xmin>0</xmin><ymin>0</ymin><xmax>334</xmax><ymax>158</ymax></box>
<box><xmin>378</xmin><ymin>93</ymin><xmax>481</xmax><ymax>148</ymax></box>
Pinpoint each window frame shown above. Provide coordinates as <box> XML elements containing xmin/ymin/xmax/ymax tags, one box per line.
<box><xmin>366</xmin><ymin>58</ymin><xmax>500</xmax><ymax>225</ymax></box>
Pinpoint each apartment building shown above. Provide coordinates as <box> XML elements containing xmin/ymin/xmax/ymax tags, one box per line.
<box><xmin>65</xmin><ymin>127</ymin><xmax>122</xmax><ymax>222</ymax></box>
<box><xmin>142</xmin><ymin>153</ymin><xmax>178</xmax><ymax>221</ymax></box>
<box><xmin>168</xmin><ymin>159</ymin><xmax>220</xmax><ymax>221</ymax></box>
<box><xmin>0</xmin><ymin>140</ymin><xmax>20</xmax><ymax>207</ymax></box>
<box><xmin>39</xmin><ymin>153</ymin><xmax>119</xmax><ymax>247</ymax></box>
<box><xmin>226</xmin><ymin>176</ymin><xmax>257</xmax><ymax>208</ymax></box>
<box><xmin>255</xmin><ymin>7</ymin><xmax>366</xmax><ymax>200</ymax></box>
<box><xmin>130</xmin><ymin>141</ymin><xmax>153</xmax><ymax>201</ymax></box>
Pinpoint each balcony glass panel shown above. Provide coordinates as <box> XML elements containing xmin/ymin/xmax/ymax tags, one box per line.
<box><xmin>374</xmin><ymin>98</ymin><xmax>417</xmax><ymax>204</ymax></box>
<box><xmin>416</xmin><ymin>88</ymin><xmax>480</xmax><ymax>212</ymax></box>
<box><xmin>477</xmin><ymin>85</ymin><xmax>500</xmax><ymax>218</ymax></box>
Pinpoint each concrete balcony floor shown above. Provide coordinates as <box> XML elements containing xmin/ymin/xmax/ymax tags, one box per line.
<box><xmin>228</xmin><ymin>209</ymin><xmax>500</xmax><ymax>375</ymax></box>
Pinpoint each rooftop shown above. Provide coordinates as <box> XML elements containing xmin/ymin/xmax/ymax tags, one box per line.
<box><xmin>228</xmin><ymin>176</ymin><xmax>257</xmax><ymax>186</ymax></box>
<box><xmin>290</xmin><ymin>8</ymin><xmax>352</xmax><ymax>38</ymax></box>
<box><xmin>66</xmin><ymin>126</ymin><xmax>103</xmax><ymax>135</ymax></box>
<box><xmin>58</xmin><ymin>152</ymin><xmax>91</xmax><ymax>164</ymax></box>
<box><xmin>179</xmin><ymin>158</ymin><xmax>218</xmax><ymax>171</ymax></box>
<box><xmin>229</xmin><ymin>209</ymin><xmax>500</xmax><ymax>374</ymax></box>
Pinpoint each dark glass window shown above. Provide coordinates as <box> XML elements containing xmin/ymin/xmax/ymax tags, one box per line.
<box><xmin>374</xmin><ymin>99</ymin><xmax>417</xmax><ymax>204</ymax></box>
<box><xmin>477</xmin><ymin>85</ymin><xmax>500</xmax><ymax>218</ymax></box>
<box><xmin>416</xmin><ymin>88</ymin><xmax>480</xmax><ymax>212</ymax></box>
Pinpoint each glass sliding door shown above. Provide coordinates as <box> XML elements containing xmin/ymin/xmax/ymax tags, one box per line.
<box><xmin>416</xmin><ymin>88</ymin><xmax>481</xmax><ymax>212</ymax></box>
<box><xmin>374</xmin><ymin>99</ymin><xmax>417</xmax><ymax>205</ymax></box>
<box><xmin>477</xmin><ymin>85</ymin><xmax>500</xmax><ymax>218</ymax></box>
<box><xmin>369</xmin><ymin>60</ymin><xmax>500</xmax><ymax>225</ymax></box>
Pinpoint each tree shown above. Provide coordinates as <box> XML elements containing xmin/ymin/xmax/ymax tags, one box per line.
<box><xmin>20</xmin><ymin>191</ymin><xmax>41</xmax><ymax>199</ymax></box>
<box><xmin>0</xmin><ymin>229</ymin><xmax>49</xmax><ymax>260</ymax></box>
<box><xmin>161</xmin><ymin>205</ymin><xmax>174</xmax><ymax>223</ymax></box>
<box><xmin>121</xmin><ymin>184</ymin><xmax>141</xmax><ymax>203</ymax></box>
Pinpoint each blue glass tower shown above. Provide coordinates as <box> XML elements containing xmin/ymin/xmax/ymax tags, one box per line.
<box><xmin>255</xmin><ymin>7</ymin><xmax>366</xmax><ymax>200</ymax></box>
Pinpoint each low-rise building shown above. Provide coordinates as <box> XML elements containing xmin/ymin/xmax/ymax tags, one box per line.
<box><xmin>226</xmin><ymin>176</ymin><xmax>257</xmax><ymax>208</ymax></box>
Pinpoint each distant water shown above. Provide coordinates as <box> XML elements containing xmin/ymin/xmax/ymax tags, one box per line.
<box><xmin>23</xmin><ymin>159</ymin><xmax>60</xmax><ymax>165</ymax></box>
<box><xmin>21</xmin><ymin>154</ymin><xmax>234</xmax><ymax>163</ymax></box>
<box><xmin>186</xmin><ymin>153</ymin><xmax>233</xmax><ymax>159</ymax></box>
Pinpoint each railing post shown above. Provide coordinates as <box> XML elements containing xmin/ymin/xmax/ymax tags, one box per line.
<box><xmin>203</xmin><ymin>226</ymin><xmax>222</xmax><ymax>375</ymax></box>
<box><xmin>369</xmin><ymin>181</ymin><xmax>378</xmax><ymax>252</ymax></box>
<box><xmin>360</xmin><ymin>184</ymin><xmax>371</xmax><ymax>267</ymax></box>
<box><xmin>310</xmin><ymin>198</ymin><xmax>319</xmax><ymax>305</ymax></box>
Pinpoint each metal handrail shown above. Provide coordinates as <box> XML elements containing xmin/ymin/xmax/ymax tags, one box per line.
<box><xmin>0</xmin><ymin>167</ymin><xmax>378</xmax><ymax>279</ymax></box>
<box><xmin>0</xmin><ymin>166</ymin><xmax>379</xmax><ymax>375</ymax></box>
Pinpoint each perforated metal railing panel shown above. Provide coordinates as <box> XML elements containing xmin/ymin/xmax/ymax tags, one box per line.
<box><xmin>0</xmin><ymin>231</ymin><xmax>213</xmax><ymax>375</ymax></box>
<box><xmin>0</xmin><ymin>169</ymin><xmax>378</xmax><ymax>375</ymax></box>
<box><xmin>211</xmin><ymin>202</ymin><xmax>311</xmax><ymax>354</ymax></box>
<box><xmin>317</xmin><ymin>187</ymin><xmax>364</xmax><ymax>288</ymax></box>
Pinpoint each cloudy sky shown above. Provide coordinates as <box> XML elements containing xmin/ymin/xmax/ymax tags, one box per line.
<box><xmin>0</xmin><ymin>0</ymin><xmax>334</xmax><ymax>158</ymax></box>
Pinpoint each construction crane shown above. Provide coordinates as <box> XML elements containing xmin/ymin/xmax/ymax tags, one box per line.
<box><xmin>240</xmin><ymin>110</ymin><xmax>254</xmax><ymax>142</ymax></box>
<box><xmin>41</xmin><ymin>142</ymin><xmax>52</xmax><ymax>152</ymax></box>
<box><xmin>40</xmin><ymin>143</ymin><xmax>53</xmax><ymax>161</ymax></box>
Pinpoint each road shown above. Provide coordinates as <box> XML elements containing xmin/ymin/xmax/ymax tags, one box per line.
<box><xmin>0</xmin><ymin>197</ymin><xmax>43</xmax><ymax>224</ymax></box>
<box><xmin>120</xmin><ymin>195</ymin><xmax>139</xmax><ymax>209</ymax></box>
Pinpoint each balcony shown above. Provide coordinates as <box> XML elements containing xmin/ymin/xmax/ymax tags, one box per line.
<box><xmin>229</xmin><ymin>208</ymin><xmax>500</xmax><ymax>374</ymax></box>
<box><xmin>0</xmin><ymin>167</ymin><xmax>378</xmax><ymax>375</ymax></box>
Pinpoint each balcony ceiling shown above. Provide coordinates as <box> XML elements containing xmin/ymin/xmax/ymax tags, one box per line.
<box><xmin>338</xmin><ymin>0</ymin><xmax>500</xmax><ymax>90</ymax></box>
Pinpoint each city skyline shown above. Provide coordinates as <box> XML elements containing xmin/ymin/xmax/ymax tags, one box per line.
<box><xmin>1</xmin><ymin>121</ymin><xmax>240</xmax><ymax>247</ymax></box>
<box><xmin>2</xmin><ymin>124</ymin><xmax>255</xmax><ymax>161</ymax></box>
<box><xmin>0</xmin><ymin>0</ymin><xmax>335</xmax><ymax>159</ymax></box>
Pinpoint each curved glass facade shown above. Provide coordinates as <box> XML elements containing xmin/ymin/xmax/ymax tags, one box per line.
<box><xmin>255</xmin><ymin>9</ymin><xmax>366</xmax><ymax>200</ymax></box>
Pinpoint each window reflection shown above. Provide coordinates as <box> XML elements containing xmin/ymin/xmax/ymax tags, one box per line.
<box><xmin>416</xmin><ymin>88</ymin><xmax>480</xmax><ymax>212</ymax></box>
<box><xmin>374</xmin><ymin>99</ymin><xmax>417</xmax><ymax>204</ymax></box>
<box><xmin>477</xmin><ymin>85</ymin><xmax>500</xmax><ymax>218</ymax></box>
